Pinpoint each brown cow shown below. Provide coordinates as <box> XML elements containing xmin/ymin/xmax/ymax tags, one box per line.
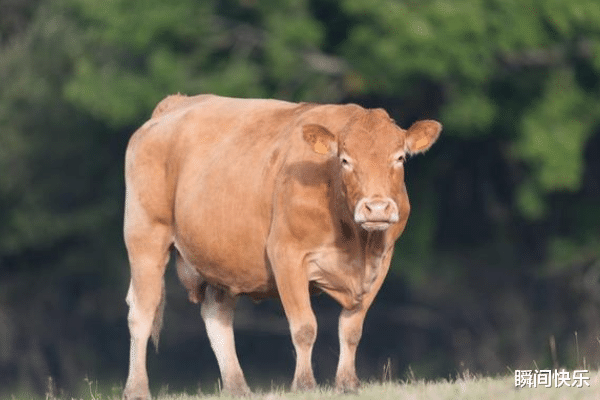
<box><xmin>123</xmin><ymin>94</ymin><xmax>441</xmax><ymax>399</ymax></box>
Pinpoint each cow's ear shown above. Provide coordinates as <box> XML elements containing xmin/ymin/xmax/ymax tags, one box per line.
<box><xmin>302</xmin><ymin>124</ymin><xmax>337</xmax><ymax>155</ymax></box>
<box><xmin>405</xmin><ymin>120</ymin><xmax>442</xmax><ymax>155</ymax></box>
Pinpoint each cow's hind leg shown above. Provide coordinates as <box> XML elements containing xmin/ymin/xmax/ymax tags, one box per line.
<box><xmin>123</xmin><ymin>222</ymin><xmax>172</xmax><ymax>400</ymax></box>
<box><xmin>201</xmin><ymin>285</ymin><xmax>250</xmax><ymax>396</ymax></box>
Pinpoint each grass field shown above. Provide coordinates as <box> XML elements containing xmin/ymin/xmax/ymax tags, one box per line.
<box><xmin>32</xmin><ymin>370</ymin><xmax>600</xmax><ymax>400</ymax></box>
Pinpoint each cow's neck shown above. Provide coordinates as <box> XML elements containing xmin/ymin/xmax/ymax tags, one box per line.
<box><xmin>361</xmin><ymin>229</ymin><xmax>386</xmax><ymax>257</ymax></box>
<box><xmin>359</xmin><ymin>229</ymin><xmax>389</xmax><ymax>291</ymax></box>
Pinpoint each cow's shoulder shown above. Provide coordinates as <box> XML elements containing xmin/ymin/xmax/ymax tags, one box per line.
<box><xmin>269</xmin><ymin>104</ymin><xmax>364</xmax><ymax>247</ymax></box>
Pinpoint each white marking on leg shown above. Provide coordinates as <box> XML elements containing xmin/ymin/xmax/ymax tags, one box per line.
<box><xmin>124</xmin><ymin>282</ymin><xmax>154</xmax><ymax>399</ymax></box>
<box><xmin>201</xmin><ymin>286</ymin><xmax>249</xmax><ymax>395</ymax></box>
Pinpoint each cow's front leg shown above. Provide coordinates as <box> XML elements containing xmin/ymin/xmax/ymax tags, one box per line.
<box><xmin>269</xmin><ymin>248</ymin><xmax>317</xmax><ymax>391</ymax></box>
<box><xmin>289</xmin><ymin>311</ymin><xmax>318</xmax><ymax>392</ymax></box>
<box><xmin>335</xmin><ymin>308</ymin><xmax>365</xmax><ymax>392</ymax></box>
<box><xmin>201</xmin><ymin>286</ymin><xmax>250</xmax><ymax>396</ymax></box>
<box><xmin>335</xmin><ymin>250</ymin><xmax>393</xmax><ymax>393</ymax></box>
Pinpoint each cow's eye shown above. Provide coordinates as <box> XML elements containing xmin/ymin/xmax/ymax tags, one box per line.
<box><xmin>395</xmin><ymin>155</ymin><xmax>406</xmax><ymax>165</ymax></box>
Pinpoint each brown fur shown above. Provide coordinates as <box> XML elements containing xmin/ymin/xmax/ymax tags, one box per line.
<box><xmin>123</xmin><ymin>94</ymin><xmax>441</xmax><ymax>399</ymax></box>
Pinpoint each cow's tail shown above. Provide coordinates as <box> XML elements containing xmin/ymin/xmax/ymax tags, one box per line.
<box><xmin>150</xmin><ymin>281</ymin><xmax>166</xmax><ymax>353</ymax></box>
<box><xmin>151</xmin><ymin>93</ymin><xmax>188</xmax><ymax>118</ymax></box>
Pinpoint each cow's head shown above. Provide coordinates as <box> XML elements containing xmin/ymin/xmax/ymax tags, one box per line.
<box><xmin>303</xmin><ymin>109</ymin><xmax>441</xmax><ymax>232</ymax></box>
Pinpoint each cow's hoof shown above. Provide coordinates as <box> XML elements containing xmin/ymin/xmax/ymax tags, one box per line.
<box><xmin>123</xmin><ymin>393</ymin><xmax>150</xmax><ymax>400</ymax></box>
<box><xmin>222</xmin><ymin>373</ymin><xmax>251</xmax><ymax>396</ymax></box>
<box><xmin>335</xmin><ymin>375</ymin><xmax>360</xmax><ymax>394</ymax></box>
<box><xmin>335</xmin><ymin>384</ymin><xmax>359</xmax><ymax>394</ymax></box>
<box><xmin>223</xmin><ymin>384</ymin><xmax>251</xmax><ymax>397</ymax></box>
<box><xmin>291</xmin><ymin>375</ymin><xmax>317</xmax><ymax>392</ymax></box>
<box><xmin>123</xmin><ymin>386</ymin><xmax>151</xmax><ymax>400</ymax></box>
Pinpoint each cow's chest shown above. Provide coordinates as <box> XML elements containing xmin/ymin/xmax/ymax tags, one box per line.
<box><xmin>306</xmin><ymin>246</ymin><xmax>382</xmax><ymax>309</ymax></box>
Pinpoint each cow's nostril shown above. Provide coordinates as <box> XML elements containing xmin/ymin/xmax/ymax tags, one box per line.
<box><xmin>354</xmin><ymin>198</ymin><xmax>399</xmax><ymax>225</ymax></box>
<box><xmin>365</xmin><ymin>201</ymin><xmax>389</xmax><ymax>214</ymax></box>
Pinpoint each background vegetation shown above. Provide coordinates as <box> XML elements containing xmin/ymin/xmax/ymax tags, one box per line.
<box><xmin>1</xmin><ymin>0</ymin><xmax>600</xmax><ymax>397</ymax></box>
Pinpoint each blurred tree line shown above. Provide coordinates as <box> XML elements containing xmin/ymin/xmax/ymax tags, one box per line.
<box><xmin>1</xmin><ymin>0</ymin><xmax>600</xmax><ymax>396</ymax></box>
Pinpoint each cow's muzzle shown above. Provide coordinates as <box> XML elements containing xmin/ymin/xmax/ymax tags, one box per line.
<box><xmin>354</xmin><ymin>197</ymin><xmax>399</xmax><ymax>231</ymax></box>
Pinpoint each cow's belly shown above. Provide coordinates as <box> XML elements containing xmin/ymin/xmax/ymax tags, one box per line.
<box><xmin>173</xmin><ymin>223</ymin><xmax>275</xmax><ymax>297</ymax></box>
<box><xmin>173</xmin><ymin>181</ymin><xmax>276</xmax><ymax>298</ymax></box>
<box><xmin>172</xmin><ymin>134</ymin><xmax>281</xmax><ymax>297</ymax></box>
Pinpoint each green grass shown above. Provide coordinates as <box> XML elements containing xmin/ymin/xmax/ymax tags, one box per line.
<box><xmin>31</xmin><ymin>371</ymin><xmax>600</xmax><ymax>400</ymax></box>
